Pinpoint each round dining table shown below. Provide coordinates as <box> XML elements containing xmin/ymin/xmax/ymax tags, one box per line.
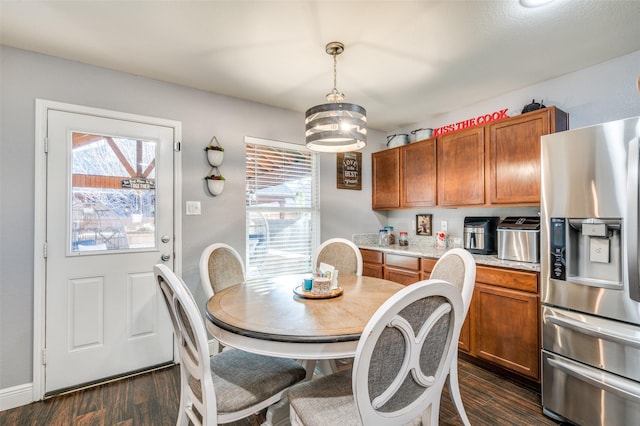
<box><xmin>205</xmin><ymin>274</ymin><xmax>405</xmax><ymax>360</ymax></box>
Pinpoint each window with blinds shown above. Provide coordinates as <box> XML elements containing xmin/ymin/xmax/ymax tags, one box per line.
<box><xmin>245</xmin><ymin>137</ymin><xmax>320</xmax><ymax>281</ymax></box>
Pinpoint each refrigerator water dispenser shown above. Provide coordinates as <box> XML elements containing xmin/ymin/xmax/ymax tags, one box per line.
<box><xmin>566</xmin><ymin>218</ymin><xmax>622</xmax><ymax>289</ymax></box>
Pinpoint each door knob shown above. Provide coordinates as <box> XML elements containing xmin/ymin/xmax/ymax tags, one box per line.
<box><xmin>161</xmin><ymin>253</ymin><xmax>171</xmax><ymax>261</ymax></box>
<box><xmin>161</xmin><ymin>235</ymin><xmax>171</xmax><ymax>243</ymax></box>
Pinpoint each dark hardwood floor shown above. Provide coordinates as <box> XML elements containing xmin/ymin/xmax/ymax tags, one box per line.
<box><xmin>1</xmin><ymin>358</ymin><xmax>560</xmax><ymax>425</ymax></box>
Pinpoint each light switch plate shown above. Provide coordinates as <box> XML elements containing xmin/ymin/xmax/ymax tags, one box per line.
<box><xmin>186</xmin><ymin>201</ymin><xmax>201</xmax><ymax>215</ymax></box>
<box><xmin>441</xmin><ymin>220</ymin><xmax>448</xmax><ymax>232</ymax></box>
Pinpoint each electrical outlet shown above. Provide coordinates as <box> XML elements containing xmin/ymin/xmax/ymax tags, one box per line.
<box><xmin>186</xmin><ymin>201</ymin><xmax>201</xmax><ymax>215</ymax></box>
<box><xmin>441</xmin><ymin>220</ymin><xmax>448</xmax><ymax>232</ymax></box>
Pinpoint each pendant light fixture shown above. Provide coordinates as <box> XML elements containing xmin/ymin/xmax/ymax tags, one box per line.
<box><xmin>305</xmin><ymin>41</ymin><xmax>367</xmax><ymax>153</ymax></box>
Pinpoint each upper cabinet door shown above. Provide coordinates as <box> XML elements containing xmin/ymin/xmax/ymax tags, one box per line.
<box><xmin>401</xmin><ymin>139</ymin><xmax>437</xmax><ymax>207</ymax></box>
<box><xmin>372</xmin><ymin>148</ymin><xmax>400</xmax><ymax>209</ymax></box>
<box><xmin>488</xmin><ymin>107</ymin><xmax>567</xmax><ymax>205</ymax></box>
<box><xmin>489</xmin><ymin>109</ymin><xmax>549</xmax><ymax>204</ymax></box>
<box><xmin>437</xmin><ymin>127</ymin><xmax>485</xmax><ymax>206</ymax></box>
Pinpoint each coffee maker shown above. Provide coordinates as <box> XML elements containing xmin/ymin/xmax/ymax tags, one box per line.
<box><xmin>464</xmin><ymin>217</ymin><xmax>500</xmax><ymax>255</ymax></box>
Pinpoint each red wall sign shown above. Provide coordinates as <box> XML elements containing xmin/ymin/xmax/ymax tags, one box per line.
<box><xmin>433</xmin><ymin>108</ymin><xmax>509</xmax><ymax>137</ymax></box>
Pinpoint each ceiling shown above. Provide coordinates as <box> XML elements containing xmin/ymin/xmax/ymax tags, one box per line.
<box><xmin>2</xmin><ymin>0</ymin><xmax>640</xmax><ymax>132</ymax></box>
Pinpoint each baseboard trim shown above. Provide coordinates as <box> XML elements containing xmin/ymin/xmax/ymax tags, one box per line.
<box><xmin>0</xmin><ymin>383</ymin><xmax>33</xmax><ymax>412</ymax></box>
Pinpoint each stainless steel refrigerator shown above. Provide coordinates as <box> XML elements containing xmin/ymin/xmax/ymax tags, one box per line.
<box><xmin>540</xmin><ymin>116</ymin><xmax>640</xmax><ymax>426</ymax></box>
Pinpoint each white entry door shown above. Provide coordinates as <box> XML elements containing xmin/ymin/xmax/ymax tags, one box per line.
<box><xmin>44</xmin><ymin>109</ymin><xmax>176</xmax><ymax>394</ymax></box>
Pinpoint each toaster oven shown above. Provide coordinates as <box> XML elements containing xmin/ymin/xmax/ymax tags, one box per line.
<box><xmin>497</xmin><ymin>217</ymin><xmax>540</xmax><ymax>263</ymax></box>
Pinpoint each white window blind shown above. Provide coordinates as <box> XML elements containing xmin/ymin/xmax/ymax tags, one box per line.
<box><xmin>245</xmin><ymin>138</ymin><xmax>319</xmax><ymax>281</ymax></box>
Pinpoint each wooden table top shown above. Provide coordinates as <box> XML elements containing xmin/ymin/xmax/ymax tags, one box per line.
<box><xmin>205</xmin><ymin>274</ymin><xmax>405</xmax><ymax>343</ymax></box>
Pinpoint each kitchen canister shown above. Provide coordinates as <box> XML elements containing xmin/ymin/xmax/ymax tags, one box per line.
<box><xmin>410</xmin><ymin>128</ymin><xmax>434</xmax><ymax>142</ymax></box>
<box><xmin>383</xmin><ymin>225</ymin><xmax>396</xmax><ymax>245</ymax></box>
<box><xmin>386</xmin><ymin>134</ymin><xmax>409</xmax><ymax>148</ymax></box>
<box><xmin>378</xmin><ymin>229</ymin><xmax>389</xmax><ymax>247</ymax></box>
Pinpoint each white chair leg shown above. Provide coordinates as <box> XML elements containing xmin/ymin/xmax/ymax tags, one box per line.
<box><xmin>299</xmin><ymin>359</ymin><xmax>317</xmax><ymax>380</ymax></box>
<box><xmin>420</xmin><ymin>401</ymin><xmax>438</xmax><ymax>425</ymax></box>
<box><xmin>447</xmin><ymin>358</ymin><xmax>471</xmax><ymax>426</ymax></box>
<box><xmin>207</xmin><ymin>338</ymin><xmax>222</xmax><ymax>355</ymax></box>
<box><xmin>317</xmin><ymin>359</ymin><xmax>338</xmax><ymax>375</ymax></box>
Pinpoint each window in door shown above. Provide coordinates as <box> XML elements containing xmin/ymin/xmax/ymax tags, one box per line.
<box><xmin>70</xmin><ymin>132</ymin><xmax>157</xmax><ymax>253</ymax></box>
<box><xmin>245</xmin><ymin>137</ymin><xmax>320</xmax><ymax>280</ymax></box>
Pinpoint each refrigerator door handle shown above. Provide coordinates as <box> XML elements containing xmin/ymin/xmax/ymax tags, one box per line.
<box><xmin>627</xmin><ymin>137</ymin><xmax>640</xmax><ymax>302</ymax></box>
<box><xmin>546</xmin><ymin>356</ymin><xmax>640</xmax><ymax>403</ymax></box>
<box><xmin>547</xmin><ymin>314</ymin><xmax>640</xmax><ymax>349</ymax></box>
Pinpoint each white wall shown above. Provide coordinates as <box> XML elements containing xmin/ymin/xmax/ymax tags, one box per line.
<box><xmin>0</xmin><ymin>46</ymin><xmax>387</xmax><ymax>395</ymax></box>
<box><xmin>386</xmin><ymin>50</ymin><xmax>640</xmax><ymax>239</ymax></box>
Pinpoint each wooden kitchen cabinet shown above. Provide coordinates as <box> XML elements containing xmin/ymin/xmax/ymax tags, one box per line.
<box><xmin>372</xmin><ymin>139</ymin><xmax>436</xmax><ymax>210</ymax></box>
<box><xmin>383</xmin><ymin>253</ymin><xmax>421</xmax><ymax>286</ymax></box>
<box><xmin>372</xmin><ymin>148</ymin><xmax>400</xmax><ymax>209</ymax></box>
<box><xmin>362</xmin><ymin>248</ymin><xmax>541</xmax><ymax>380</ymax></box>
<box><xmin>371</xmin><ymin>106</ymin><xmax>568</xmax><ymax>209</ymax></box>
<box><xmin>400</xmin><ymin>139</ymin><xmax>437</xmax><ymax>207</ymax></box>
<box><xmin>360</xmin><ymin>248</ymin><xmax>384</xmax><ymax>278</ymax></box>
<box><xmin>420</xmin><ymin>257</ymin><xmax>437</xmax><ymax>281</ymax></box>
<box><xmin>488</xmin><ymin>106</ymin><xmax>568</xmax><ymax>204</ymax></box>
<box><xmin>437</xmin><ymin>126</ymin><xmax>485</xmax><ymax>206</ymax></box>
<box><xmin>470</xmin><ymin>266</ymin><xmax>540</xmax><ymax>381</ymax></box>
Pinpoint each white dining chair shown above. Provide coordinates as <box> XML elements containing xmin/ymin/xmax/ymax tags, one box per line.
<box><xmin>199</xmin><ymin>243</ymin><xmax>246</xmax><ymax>354</ymax></box>
<box><xmin>313</xmin><ymin>238</ymin><xmax>363</xmax><ymax>276</ymax></box>
<box><xmin>429</xmin><ymin>247</ymin><xmax>476</xmax><ymax>426</ymax></box>
<box><xmin>154</xmin><ymin>264</ymin><xmax>306</xmax><ymax>426</ymax></box>
<box><xmin>312</xmin><ymin>237</ymin><xmax>364</xmax><ymax>374</ymax></box>
<box><xmin>199</xmin><ymin>243</ymin><xmax>245</xmax><ymax>301</ymax></box>
<box><xmin>288</xmin><ymin>279</ymin><xmax>464</xmax><ymax>425</ymax></box>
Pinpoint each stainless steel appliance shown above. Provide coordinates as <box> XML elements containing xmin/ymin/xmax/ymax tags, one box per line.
<box><xmin>463</xmin><ymin>217</ymin><xmax>499</xmax><ymax>255</ymax></box>
<box><xmin>497</xmin><ymin>216</ymin><xmax>540</xmax><ymax>263</ymax></box>
<box><xmin>540</xmin><ymin>116</ymin><xmax>640</xmax><ymax>426</ymax></box>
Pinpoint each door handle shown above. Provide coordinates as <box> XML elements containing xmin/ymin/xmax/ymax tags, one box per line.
<box><xmin>546</xmin><ymin>356</ymin><xmax>640</xmax><ymax>403</ymax></box>
<box><xmin>627</xmin><ymin>137</ymin><xmax>640</xmax><ymax>301</ymax></box>
<box><xmin>547</xmin><ymin>313</ymin><xmax>640</xmax><ymax>349</ymax></box>
<box><xmin>161</xmin><ymin>253</ymin><xmax>171</xmax><ymax>262</ymax></box>
<box><xmin>161</xmin><ymin>235</ymin><xmax>171</xmax><ymax>243</ymax></box>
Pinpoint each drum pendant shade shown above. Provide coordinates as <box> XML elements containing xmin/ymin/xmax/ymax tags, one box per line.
<box><xmin>305</xmin><ymin>42</ymin><xmax>367</xmax><ymax>153</ymax></box>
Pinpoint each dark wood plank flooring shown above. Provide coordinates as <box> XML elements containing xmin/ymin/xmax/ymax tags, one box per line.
<box><xmin>1</xmin><ymin>358</ymin><xmax>561</xmax><ymax>425</ymax></box>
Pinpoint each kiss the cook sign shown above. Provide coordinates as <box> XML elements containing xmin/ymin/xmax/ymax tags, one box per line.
<box><xmin>432</xmin><ymin>108</ymin><xmax>509</xmax><ymax>137</ymax></box>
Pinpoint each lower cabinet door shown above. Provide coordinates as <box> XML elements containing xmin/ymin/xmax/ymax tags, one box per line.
<box><xmin>363</xmin><ymin>263</ymin><xmax>384</xmax><ymax>279</ymax></box>
<box><xmin>472</xmin><ymin>283</ymin><xmax>539</xmax><ymax>380</ymax></box>
<box><xmin>384</xmin><ymin>267</ymin><xmax>420</xmax><ymax>286</ymax></box>
<box><xmin>458</xmin><ymin>318</ymin><xmax>471</xmax><ymax>353</ymax></box>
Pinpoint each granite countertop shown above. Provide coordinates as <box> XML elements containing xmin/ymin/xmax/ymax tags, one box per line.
<box><xmin>357</xmin><ymin>244</ymin><xmax>541</xmax><ymax>273</ymax></box>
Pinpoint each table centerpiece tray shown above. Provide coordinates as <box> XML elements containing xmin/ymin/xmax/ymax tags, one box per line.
<box><xmin>293</xmin><ymin>285</ymin><xmax>343</xmax><ymax>299</ymax></box>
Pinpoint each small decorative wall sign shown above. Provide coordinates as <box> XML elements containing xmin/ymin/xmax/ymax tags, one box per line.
<box><xmin>416</xmin><ymin>214</ymin><xmax>432</xmax><ymax>236</ymax></box>
<box><xmin>121</xmin><ymin>178</ymin><xmax>155</xmax><ymax>190</ymax></box>
<box><xmin>336</xmin><ymin>152</ymin><xmax>362</xmax><ymax>190</ymax></box>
